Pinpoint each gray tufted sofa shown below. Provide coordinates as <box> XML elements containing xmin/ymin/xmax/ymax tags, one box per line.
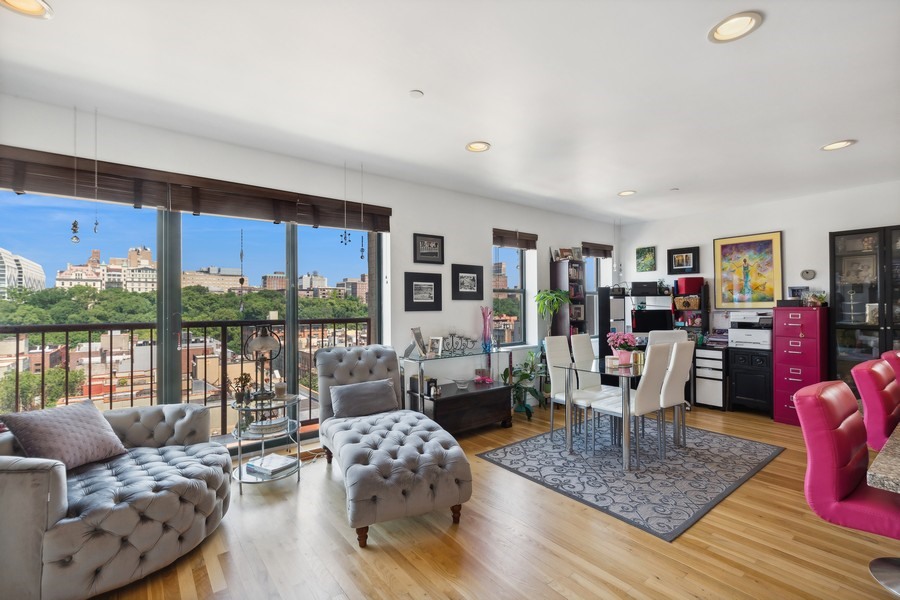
<box><xmin>316</xmin><ymin>345</ymin><xmax>473</xmax><ymax>547</ymax></box>
<box><xmin>0</xmin><ymin>403</ymin><xmax>231</xmax><ymax>600</ymax></box>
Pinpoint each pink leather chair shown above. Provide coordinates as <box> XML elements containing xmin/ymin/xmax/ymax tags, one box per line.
<box><xmin>851</xmin><ymin>359</ymin><xmax>900</xmax><ymax>451</ymax></box>
<box><xmin>793</xmin><ymin>380</ymin><xmax>900</xmax><ymax>540</ymax></box>
<box><xmin>882</xmin><ymin>350</ymin><xmax>900</xmax><ymax>378</ymax></box>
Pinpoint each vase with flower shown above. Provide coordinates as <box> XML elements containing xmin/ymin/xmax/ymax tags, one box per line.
<box><xmin>480</xmin><ymin>306</ymin><xmax>493</xmax><ymax>353</ymax></box>
<box><xmin>606</xmin><ymin>331</ymin><xmax>638</xmax><ymax>366</ymax></box>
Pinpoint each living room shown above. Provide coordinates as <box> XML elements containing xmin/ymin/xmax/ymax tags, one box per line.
<box><xmin>1</xmin><ymin>2</ymin><xmax>900</xmax><ymax>599</ymax></box>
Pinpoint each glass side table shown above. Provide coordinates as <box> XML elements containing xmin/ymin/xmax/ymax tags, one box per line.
<box><xmin>232</xmin><ymin>394</ymin><xmax>301</xmax><ymax>494</ymax></box>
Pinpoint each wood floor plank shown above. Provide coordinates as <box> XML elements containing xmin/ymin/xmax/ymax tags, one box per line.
<box><xmin>93</xmin><ymin>406</ymin><xmax>900</xmax><ymax>599</ymax></box>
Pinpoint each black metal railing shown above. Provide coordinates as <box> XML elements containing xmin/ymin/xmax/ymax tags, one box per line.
<box><xmin>0</xmin><ymin>317</ymin><xmax>370</xmax><ymax>439</ymax></box>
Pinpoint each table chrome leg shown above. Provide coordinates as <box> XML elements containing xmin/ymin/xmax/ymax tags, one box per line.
<box><xmin>565</xmin><ymin>367</ymin><xmax>574</xmax><ymax>454</ymax></box>
<box><xmin>869</xmin><ymin>557</ymin><xmax>900</xmax><ymax>597</ymax></box>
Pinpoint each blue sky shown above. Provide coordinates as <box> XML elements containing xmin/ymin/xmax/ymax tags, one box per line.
<box><xmin>0</xmin><ymin>191</ymin><xmax>369</xmax><ymax>287</ymax></box>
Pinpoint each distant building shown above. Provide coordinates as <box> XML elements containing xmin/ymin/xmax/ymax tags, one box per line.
<box><xmin>0</xmin><ymin>247</ymin><xmax>46</xmax><ymax>299</ymax></box>
<box><xmin>493</xmin><ymin>261</ymin><xmax>509</xmax><ymax>299</ymax></box>
<box><xmin>262</xmin><ymin>271</ymin><xmax>287</xmax><ymax>291</ymax></box>
<box><xmin>336</xmin><ymin>274</ymin><xmax>368</xmax><ymax>302</ymax></box>
<box><xmin>55</xmin><ymin>247</ymin><xmax>157</xmax><ymax>292</ymax></box>
<box><xmin>182</xmin><ymin>266</ymin><xmax>242</xmax><ymax>293</ymax></box>
<box><xmin>300</xmin><ymin>271</ymin><xmax>328</xmax><ymax>289</ymax></box>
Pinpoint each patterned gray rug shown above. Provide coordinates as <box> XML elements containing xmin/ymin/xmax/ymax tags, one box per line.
<box><xmin>478</xmin><ymin>418</ymin><xmax>783</xmax><ymax>541</ymax></box>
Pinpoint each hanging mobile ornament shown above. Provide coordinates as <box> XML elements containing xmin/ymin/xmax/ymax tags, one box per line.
<box><xmin>239</xmin><ymin>229</ymin><xmax>245</xmax><ymax>313</ymax></box>
<box><xmin>71</xmin><ymin>220</ymin><xmax>80</xmax><ymax>244</ymax></box>
<box><xmin>359</xmin><ymin>163</ymin><xmax>365</xmax><ymax>259</ymax></box>
<box><xmin>339</xmin><ymin>161</ymin><xmax>351</xmax><ymax>245</ymax></box>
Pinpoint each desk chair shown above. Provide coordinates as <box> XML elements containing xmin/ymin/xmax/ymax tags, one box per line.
<box><xmin>882</xmin><ymin>350</ymin><xmax>900</xmax><ymax>379</ymax></box>
<box><xmin>793</xmin><ymin>380</ymin><xmax>900</xmax><ymax>539</ymax></box>
<box><xmin>851</xmin><ymin>359</ymin><xmax>900</xmax><ymax>452</ymax></box>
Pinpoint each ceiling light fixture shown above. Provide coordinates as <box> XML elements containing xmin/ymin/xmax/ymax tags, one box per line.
<box><xmin>821</xmin><ymin>139</ymin><xmax>857</xmax><ymax>151</ymax></box>
<box><xmin>466</xmin><ymin>141</ymin><xmax>491</xmax><ymax>152</ymax></box>
<box><xmin>708</xmin><ymin>11</ymin><xmax>763</xmax><ymax>43</ymax></box>
<box><xmin>0</xmin><ymin>0</ymin><xmax>53</xmax><ymax>18</ymax></box>
<box><xmin>618</xmin><ymin>190</ymin><xmax>636</xmax><ymax>197</ymax></box>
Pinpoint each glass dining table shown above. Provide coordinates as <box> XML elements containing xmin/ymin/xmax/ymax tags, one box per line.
<box><xmin>552</xmin><ymin>358</ymin><xmax>645</xmax><ymax>470</ymax></box>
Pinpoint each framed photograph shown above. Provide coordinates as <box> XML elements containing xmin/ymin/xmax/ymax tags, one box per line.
<box><xmin>428</xmin><ymin>336</ymin><xmax>443</xmax><ymax>357</ymax></box>
<box><xmin>559</xmin><ymin>248</ymin><xmax>573</xmax><ymax>259</ymax></box>
<box><xmin>788</xmin><ymin>286</ymin><xmax>809</xmax><ymax>299</ymax></box>
<box><xmin>840</xmin><ymin>255</ymin><xmax>876</xmax><ymax>284</ymax></box>
<box><xmin>451</xmin><ymin>264</ymin><xmax>483</xmax><ymax>300</ymax></box>
<box><xmin>713</xmin><ymin>231</ymin><xmax>783</xmax><ymax>309</ymax></box>
<box><xmin>410</xmin><ymin>327</ymin><xmax>427</xmax><ymax>356</ymax></box>
<box><xmin>636</xmin><ymin>246</ymin><xmax>656</xmax><ymax>272</ymax></box>
<box><xmin>404</xmin><ymin>272</ymin><xmax>442</xmax><ymax>311</ymax></box>
<box><xmin>572</xmin><ymin>246</ymin><xmax>583</xmax><ymax>260</ymax></box>
<box><xmin>413</xmin><ymin>233</ymin><xmax>444</xmax><ymax>264</ymax></box>
<box><xmin>667</xmin><ymin>246</ymin><xmax>700</xmax><ymax>275</ymax></box>
<box><xmin>570</xmin><ymin>305</ymin><xmax>584</xmax><ymax>320</ymax></box>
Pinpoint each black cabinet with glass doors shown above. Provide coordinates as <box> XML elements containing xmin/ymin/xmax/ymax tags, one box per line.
<box><xmin>829</xmin><ymin>225</ymin><xmax>900</xmax><ymax>393</ymax></box>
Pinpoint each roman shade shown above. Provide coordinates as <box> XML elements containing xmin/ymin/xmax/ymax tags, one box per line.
<box><xmin>0</xmin><ymin>145</ymin><xmax>391</xmax><ymax>232</ymax></box>
<box><xmin>492</xmin><ymin>228</ymin><xmax>537</xmax><ymax>250</ymax></box>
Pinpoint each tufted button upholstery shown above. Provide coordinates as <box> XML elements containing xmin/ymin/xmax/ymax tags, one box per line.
<box><xmin>316</xmin><ymin>345</ymin><xmax>472</xmax><ymax>537</ymax></box>
<box><xmin>0</xmin><ymin>404</ymin><xmax>230</xmax><ymax>600</ymax></box>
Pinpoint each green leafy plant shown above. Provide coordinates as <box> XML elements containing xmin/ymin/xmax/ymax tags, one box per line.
<box><xmin>502</xmin><ymin>351</ymin><xmax>545</xmax><ymax>420</ymax></box>
<box><xmin>535</xmin><ymin>289</ymin><xmax>570</xmax><ymax>337</ymax></box>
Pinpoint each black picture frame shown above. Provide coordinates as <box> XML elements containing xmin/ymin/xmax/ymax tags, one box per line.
<box><xmin>667</xmin><ymin>246</ymin><xmax>700</xmax><ymax>275</ymax></box>
<box><xmin>413</xmin><ymin>233</ymin><xmax>444</xmax><ymax>264</ymax></box>
<box><xmin>451</xmin><ymin>264</ymin><xmax>483</xmax><ymax>300</ymax></box>
<box><xmin>404</xmin><ymin>272</ymin><xmax>442</xmax><ymax>311</ymax></box>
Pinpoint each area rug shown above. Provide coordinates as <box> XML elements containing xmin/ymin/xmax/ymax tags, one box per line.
<box><xmin>477</xmin><ymin>418</ymin><xmax>783</xmax><ymax>541</ymax></box>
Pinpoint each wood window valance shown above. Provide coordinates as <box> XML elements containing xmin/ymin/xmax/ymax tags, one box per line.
<box><xmin>492</xmin><ymin>228</ymin><xmax>537</xmax><ymax>250</ymax></box>
<box><xmin>581</xmin><ymin>242</ymin><xmax>613</xmax><ymax>258</ymax></box>
<box><xmin>0</xmin><ymin>145</ymin><xmax>391</xmax><ymax>232</ymax></box>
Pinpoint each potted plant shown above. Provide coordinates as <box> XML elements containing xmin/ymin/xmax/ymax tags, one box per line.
<box><xmin>607</xmin><ymin>331</ymin><xmax>638</xmax><ymax>366</ymax></box>
<box><xmin>535</xmin><ymin>289</ymin><xmax>570</xmax><ymax>338</ymax></box>
<box><xmin>502</xmin><ymin>350</ymin><xmax>545</xmax><ymax>420</ymax></box>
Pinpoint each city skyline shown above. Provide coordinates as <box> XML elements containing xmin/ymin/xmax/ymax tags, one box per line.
<box><xmin>0</xmin><ymin>190</ymin><xmax>370</xmax><ymax>288</ymax></box>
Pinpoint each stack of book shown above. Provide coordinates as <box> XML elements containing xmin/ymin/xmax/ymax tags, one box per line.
<box><xmin>245</xmin><ymin>454</ymin><xmax>296</xmax><ymax>476</ymax></box>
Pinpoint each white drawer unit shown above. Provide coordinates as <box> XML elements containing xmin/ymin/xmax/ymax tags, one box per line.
<box><xmin>694</xmin><ymin>346</ymin><xmax>727</xmax><ymax>409</ymax></box>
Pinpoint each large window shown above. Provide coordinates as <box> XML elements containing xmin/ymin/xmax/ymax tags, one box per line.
<box><xmin>492</xmin><ymin>246</ymin><xmax>525</xmax><ymax>345</ymax></box>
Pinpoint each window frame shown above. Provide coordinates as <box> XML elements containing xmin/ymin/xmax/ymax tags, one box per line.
<box><xmin>492</xmin><ymin>245</ymin><xmax>526</xmax><ymax>346</ymax></box>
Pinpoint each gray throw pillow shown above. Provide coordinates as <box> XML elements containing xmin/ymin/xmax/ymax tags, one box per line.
<box><xmin>330</xmin><ymin>379</ymin><xmax>398</xmax><ymax>418</ymax></box>
<box><xmin>1</xmin><ymin>400</ymin><xmax>127</xmax><ymax>470</ymax></box>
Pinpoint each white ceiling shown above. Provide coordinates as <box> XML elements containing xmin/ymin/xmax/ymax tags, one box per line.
<box><xmin>1</xmin><ymin>1</ymin><xmax>899</xmax><ymax>224</ymax></box>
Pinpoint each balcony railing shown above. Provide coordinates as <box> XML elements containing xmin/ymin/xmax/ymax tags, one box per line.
<box><xmin>0</xmin><ymin>317</ymin><xmax>370</xmax><ymax>441</ymax></box>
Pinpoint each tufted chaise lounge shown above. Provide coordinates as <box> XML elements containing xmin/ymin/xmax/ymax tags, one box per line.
<box><xmin>316</xmin><ymin>345</ymin><xmax>473</xmax><ymax>548</ymax></box>
<box><xmin>0</xmin><ymin>403</ymin><xmax>231</xmax><ymax>600</ymax></box>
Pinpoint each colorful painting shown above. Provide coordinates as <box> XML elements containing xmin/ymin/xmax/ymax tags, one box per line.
<box><xmin>636</xmin><ymin>246</ymin><xmax>656</xmax><ymax>272</ymax></box>
<box><xmin>713</xmin><ymin>231</ymin><xmax>783</xmax><ymax>309</ymax></box>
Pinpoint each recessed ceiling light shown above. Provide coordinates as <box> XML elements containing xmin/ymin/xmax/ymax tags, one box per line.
<box><xmin>618</xmin><ymin>190</ymin><xmax>636</xmax><ymax>197</ymax></box>
<box><xmin>821</xmin><ymin>139</ymin><xmax>857</xmax><ymax>151</ymax></box>
<box><xmin>466</xmin><ymin>141</ymin><xmax>491</xmax><ymax>152</ymax></box>
<box><xmin>408</xmin><ymin>89</ymin><xmax>424</xmax><ymax>99</ymax></box>
<box><xmin>0</xmin><ymin>0</ymin><xmax>53</xmax><ymax>18</ymax></box>
<box><xmin>708</xmin><ymin>11</ymin><xmax>763</xmax><ymax>43</ymax></box>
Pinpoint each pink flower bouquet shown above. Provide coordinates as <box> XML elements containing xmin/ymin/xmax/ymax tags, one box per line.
<box><xmin>606</xmin><ymin>331</ymin><xmax>638</xmax><ymax>351</ymax></box>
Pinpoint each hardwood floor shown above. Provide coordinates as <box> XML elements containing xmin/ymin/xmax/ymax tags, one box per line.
<box><xmin>104</xmin><ymin>407</ymin><xmax>900</xmax><ymax>599</ymax></box>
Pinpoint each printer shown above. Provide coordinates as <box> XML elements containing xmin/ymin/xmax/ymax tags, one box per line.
<box><xmin>728</xmin><ymin>311</ymin><xmax>773</xmax><ymax>350</ymax></box>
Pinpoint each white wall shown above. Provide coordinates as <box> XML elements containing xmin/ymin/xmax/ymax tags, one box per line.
<box><xmin>618</xmin><ymin>181</ymin><xmax>900</xmax><ymax>311</ymax></box>
<box><xmin>0</xmin><ymin>95</ymin><xmax>613</xmax><ymax>370</ymax></box>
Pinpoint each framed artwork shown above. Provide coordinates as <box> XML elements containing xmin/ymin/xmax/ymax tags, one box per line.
<box><xmin>713</xmin><ymin>231</ymin><xmax>783</xmax><ymax>309</ymax></box>
<box><xmin>636</xmin><ymin>246</ymin><xmax>656</xmax><ymax>272</ymax></box>
<box><xmin>413</xmin><ymin>233</ymin><xmax>444</xmax><ymax>264</ymax></box>
<box><xmin>667</xmin><ymin>246</ymin><xmax>700</xmax><ymax>275</ymax></box>
<box><xmin>559</xmin><ymin>248</ymin><xmax>573</xmax><ymax>259</ymax></box>
<box><xmin>404</xmin><ymin>272</ymin><xmax>442</xmax><ymax>311</ymax></box>
<box><xmin>788</xmin><ymin>286</ymin><xmax>809</xmax><ymax>299</ymax></box>
<box><xmin>428</xmin><ymin>336</ymin><xmax>443</xmax><ymax>357</ymax></box>
<box><xmin>451</xmin><ymin>264</ymin><xmax>484</xmax><ymax>300</ymax></box>
<box><xmin>840</xmin><ymin>255</ymin><xmax>876</xmax><ymax>284</ymax></box>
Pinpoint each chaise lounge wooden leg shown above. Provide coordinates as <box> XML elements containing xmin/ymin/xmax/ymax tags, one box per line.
<box><xmin>451</xmin><ymin>504</ymin><xmax>461</xmax><ymax>524</ymax></box>
<box><xmin>356</xmin><ymin>526</ymin><xmax>368</xmax><ymax>548</ymax></box>
<box><xmin>325</xmin><ymin>447</ymin><xmax>333</xmax><ymax>464</ymax></box>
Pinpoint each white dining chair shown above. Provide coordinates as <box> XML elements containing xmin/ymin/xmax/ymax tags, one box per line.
<box><xmin>545</xmin><ymin>335</ymin><xmax>616</xmax><ymax>444</ymax></box>
<box><xmin>647</xmin><ymin>329</ymin><xmax>689</xmax><ymax>347</ymax></box>
<box><xmin>570</xmin><ymin>333</ymin><xmax>619</xmax><ymax>395</ymax></box>
<box><xmin>658</xmin><ymin>340</ymin><xmax>695</xmax><ymax>459</ymax></box>
<box><xmin>591</xmin><ymin>343</ymin><xmax>672</xmax><ymax>466</ymax></box>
